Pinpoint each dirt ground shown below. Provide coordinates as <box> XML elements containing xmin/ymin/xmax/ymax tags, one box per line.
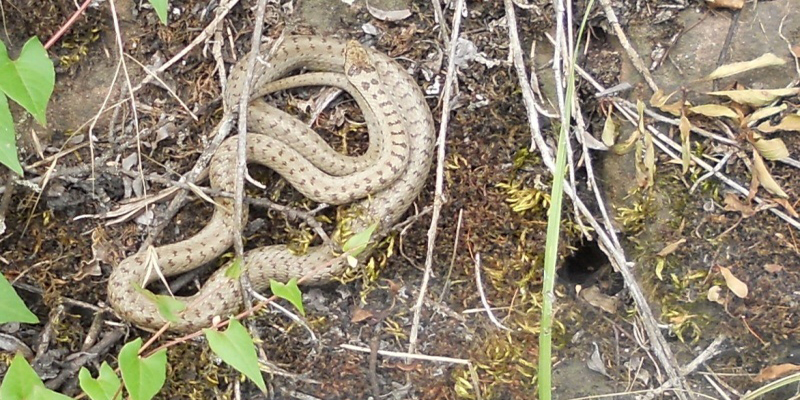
<box><xmin>1</xmin><ymin>0</ymin><xmax>799</xmax><ymax>399</ymax></box>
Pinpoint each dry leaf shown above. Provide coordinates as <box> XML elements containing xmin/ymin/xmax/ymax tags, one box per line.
<box><xmin>752</xmin><ymin>134</ymin><xmax>789</xmax><ymax>160</ymax></box>
<box><xmin>705</xmin><ymin>53</ymin><xmax>785</xmax><ymax>80</ymax></box>
<box><xmin>709</xmin><ymin>88</ymin><xmax>800</xmax><ymax>106</ymax></box>
<box><xmin>649</xmin><ymin>89</ymin><xmax>675</xmax><ymax>108</ymax></box>
<box><xmin>365</xmin><ymin>0</ymin><xmax>412</xmax><ymax>21</ymax></box>
<box><xmin>723</xmin><ymin>192</ymin><xmax>755</xmax><ymax>217</ymax></box>
<box><xmin>680</xmin><ymin>113</ymin><xmax>692</xmax><ymax>173</ymax></box>
<box><xmin>393</xmin><ymin>362</ymin><xmax>421</xmax><ymax>372</ymax></box>
<box><xmin>706</xmin><ymin>0</ymin><xmax>744</xmax><ymax>9</ymax></box>
<box><xmin>752</xmin><ymin>149</ymin><xmax>789</xmax><ymax>198</ymax></box>
<box><xmin>650</xmin><ymin>90</ymin><xmax>685</xmax><ymax>116</ymax></box>
<box><xmin>773</xmin><ymin>197</ymin><xmax>800</xmax><ymax>218</ymax></box>
<box><xmin>757</xmin><ymin>114</ymin><xmax>800</xmax><ymax>133</ymax></box>
<box><xmin>689</xmin><ymin>104</ymin><xmax>738</xmax><ymax>118</ymax></box>
<box><xmin>602</xmin><ymin>112</ymin><xmax>619</xmax><ymax>147</ymax></box>
<box><xmin>707</xmin><ymin>286</ymin><xmax>725</xmax><ymax>305</ymax></box>
<box><xmin>763</xmin><ymin>263</ymin><xmax>784</xmax><ymax>273</ymax></box>
<box><xmin>746</xmin><ymin>104</ymin><xmax>786</xmax><ymax>126</ymax></box>
<box><xmin>718</xmin><ymin>266</ymin><xmax>749</xmax><ymax>298</ymax></box>
<box><xmin>643</xmin><ymin>127</ymin><xmax>655</xmax><ymax>188</ymax></box>
<box><xmin>637</xmin><ymin>100</ymin><xmax>646</xmax><ymax>129</ymax></box>
<box><xmin>580</xmin><ymin>286</ymin><xmax>618</xmax><ymax>314</ymax></box>
<box><xmin>662</xmin><ymin>100</ymin><xmax>686</xmax><ymax>117</ymax></box>
<box><xmin>748</xmin><ymin>165</ymin><xmax>760</xmax><ymax>201</ymax></box>
<box><xmin>351</xmin><ymin>308</ymin><xmax>374</xmax><ymax>323</ymax></box>
<box><xmin>657</xmin><ymin>238</ymin><xmax>686</xmax><ymax>257</ymax></box>
<box><xmin>611</xmin><ymin>128</ymin><xmax>639</xmax><ymax>155</ymax></box>
<box><xmin>793</xmin><ymin>44</ymin><xmax>800</xmax><ymax>58</ymax></box>
<box><xmin>754</xmin><ymin>363</ymin><xmax>800</xmax><ymax>382</ymax></box>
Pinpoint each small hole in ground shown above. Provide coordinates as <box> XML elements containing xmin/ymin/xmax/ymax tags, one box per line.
<box><xmin>559</xmin><ymin>240</ymin><xmax>623</xmax><ymax>295</ymax></box>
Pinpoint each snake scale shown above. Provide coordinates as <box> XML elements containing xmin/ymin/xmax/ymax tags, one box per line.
<box><xmin>107</xmin><ymin>36</ymin><xmax>435</xmax><ymax>332</ymax></box>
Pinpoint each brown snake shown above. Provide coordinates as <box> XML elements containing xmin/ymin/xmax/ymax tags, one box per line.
<box><xmin>107</xmin><ymin>36</ymin><xmax>435</xmax><ymax>332</ymax></box>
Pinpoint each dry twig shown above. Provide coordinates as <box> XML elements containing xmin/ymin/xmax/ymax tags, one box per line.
<box><xmin>407</xmin><ymin>0</ymin><xmax>465</xmax><ymax>358</ymax></box>
<box><xmin>504</xmin><ymin>1</ymin><xmax>689</xmax><ymax>397</ymax></box>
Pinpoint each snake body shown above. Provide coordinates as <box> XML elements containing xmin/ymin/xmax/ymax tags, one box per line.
<box><xmin>107</xmin><ymin>36</ymin><xmax>434</xmax><ymax>332</ymax></box>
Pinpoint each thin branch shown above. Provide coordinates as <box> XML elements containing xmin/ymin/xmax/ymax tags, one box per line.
<box><xmin>407</xmin><ymin>0</ymin><xmax>465</xmax><ymax>358</ymax></box>
<box><xmin>597</xmin><ymin>0</ymin><xmax>659</xmax><ymax>92</ymax></box>
<box><xmin>503</xmin><ymin>0</ymin><xmax>543</xmax><ymax>151</ymax></box>
<box><xmin>473</xmin><ymin>253</ymin><xmax>511</xmax><ymax>331</ymax></box>
<box><xmin>341</xmin><ymin>344</ymin><xmax>470</xmax><ymax>365</ymax></box>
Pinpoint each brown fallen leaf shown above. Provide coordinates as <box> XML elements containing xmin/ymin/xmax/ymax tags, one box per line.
<box><xmin>723</xmin><ymin>192</ymin><xmax>756</xmax><ymax>218</ymax></box>
<box><xmin>650</xmin><ymin>89</ymin><xmax>685</xmax><ymax>116</ymax></box>
<box><xmin>657</xmin><ymin>238</ymin><xmax>686</xmax><ymax>257</ymax></box>
<box><xmin>680</xmin><ymin>113</ymin><xmax>691</xmax><ymax>173</ymax></box>
<box><xmin>351</xmin><ymin>308</ymin><xmax>374</xmax><ymax>323</ymax></box>
<box><xmin>752</xmin><ymin>149</ymin><xmax>789</xmax><ymax>198</ymax></box>
<box><xmin>649</xmin><ymin>89</ymin><xmax>675</xmax><ymax>108</ymax></box>
<box><xmin>580</xmin><ymin>286</ymin><xmax>618</xmax><ymax>314</ymax></box>
<box><xmin>718</xmin><ymin>266</ymin><xmax>749</xmax><ymax>298</ymax></box>
<box><xmin>772</xmin><ymin>198</ymin><xmax>799</xmax><ymax>218</ymax></box>
<box><xmin>392</xmin><ymin>362</ymin><xmax>421</xmax><ymax>372</ymax></box>
<box><xmin>754</xmin><ymin>363</ymin><xmax>800</xmax><ymax>382</ymax></box>
<box><xmin>763</xmin><ymin>263</ymin><xmax>784</xmax><ymax>273</ymax></box>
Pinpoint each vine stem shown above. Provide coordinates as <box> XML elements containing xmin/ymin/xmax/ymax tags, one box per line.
<box><xmin>44</xmin><ymin>0</ymin><xmax>96</xmax><ymax>50</ymax></box>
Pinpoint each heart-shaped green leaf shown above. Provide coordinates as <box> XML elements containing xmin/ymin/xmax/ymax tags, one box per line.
<box><xmin>270</xmin><ymin>278</ymin><xmax>304</xmax><ymax>316</ymax></box>
<box><xmin>0</xmin><ymin>273</ymin><xmax>38</xmax><ymax>324</ymax></box>
<box><xmin>0</xmin><ymin>94</ymin><xmax>23</xmax><ymax>175</ymax></box>
<box><xmin>0</xmin><ymin>353</ymin><xmax>72</xmax><ymax>400</ymax></box>
<box><xmin>204</xmin><ymin>319</ymin><xmax>266</xmax><ymax>392</ymax></box>
<box><xmin>0</xmin><ymin>37</ymin><xmax>54</xmax><ymax>126</ymax></box>
<box><xmin>79</xmin><ymin>362</ymin><xmax>122</xmax><ymax>400</ymax></box>
<box><xmin>118</xmin><ymin>339</ymin><xmax>166</xmax><ymax>400</ymax></box>
<box><xmin>132</xmin><ymin>283</ymin><xmax>186</xmax><ymax>323</ymax></box>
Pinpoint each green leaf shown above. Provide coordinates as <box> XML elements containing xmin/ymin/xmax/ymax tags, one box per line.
<box><xmin>132</xmin><ymin>283</ymin><xmax>185</xmax><ymax>323</ymax></box>
<box><xmin>79</xmin><ymin>362</ymin><xmax>122</xmax><ymax>400</ymax></box>
<box><xmin>0</xmin><ymin>93</ymin><xmax>23</xmax><ymax>175</ymax></box>
<box><xmin>154</xmin><ymin>295</ymin><xmax>185</xmax><ymax>323</ymax></box>
<box><xmin>0</xmin><ymin>37</ymin><xmax>54</xmax><ymax>125</ymax></box>
<box><xmin>0</xmin><ymin>353</ymin><xmax>72</xmax><ymax>400</ymax></box>
<box><xmin>342</xmin><ymin>223</ymin><xmax>378</xmax><ymax>257</ymax></box>
<box><xmin>269</xmin><ymin>278</ymin><xmax>304</xmax><ymax>316</ymax></box>
<box><xmin>0</xmin><ymin>273</ymin><xmax>38</xmax><ymax>324</ymax></box>
<box><xmin>148</xmin><ymin>0</ymin><xmax>169</xmax><ymax>24</ymax></box>
<box><xmin>224</xmin><ymin>257</ymin><xmax>243</xmax><ymax>279</ymax></box>
<box><xmin>203</xmin><ymin>319</ymin><xmax>267</xmax><ymax>392</ymax></box>
<box><xmin>118</xmin><ymin>339</ymin><xmax>166</xmax><ymax>400</ymax></box>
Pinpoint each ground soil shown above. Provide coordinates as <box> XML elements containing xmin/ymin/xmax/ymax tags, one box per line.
<box><xmin>1</xmin><ymin>0</ymin><xmax>799</xmax><ymax>399</ymax></box>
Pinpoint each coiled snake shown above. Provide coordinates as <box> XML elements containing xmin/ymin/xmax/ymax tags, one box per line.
<box><xmin>107</xmin><ymin>36</ymin><xmax>435</xmax><ymax>332</ymax></box>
